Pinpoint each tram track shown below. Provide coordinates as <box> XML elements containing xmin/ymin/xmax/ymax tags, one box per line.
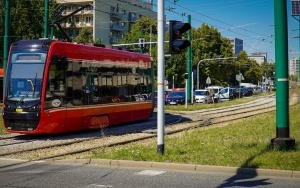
<box><xmin>1</xmin><ymin>94</ymin><xmax>288</xmax><ymax>161</ymax></box>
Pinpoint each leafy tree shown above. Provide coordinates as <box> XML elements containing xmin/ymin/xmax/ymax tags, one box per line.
<box><xmin>261</xmin><ymin>62</ymin><xmax>275</xmax><ymax>80</ymax></box>
<box><xmin>192</xmin><ymin>23</ymin><xmax>235</xmax><ymax>88</ymax></box>
<box><xmin>73</xmin><ymin>27</ymin><xmax>94</xmax><ymax>44</ymax></box>
<box><xmin>119</xmin><ymin>17</ymin><xmax>157</xmax><ymax>55</ymax></box>
<box><xmin>290</xmin><ymin>74</ymin><xmax>298</xmax><ymax>81</ymax></box>
<box><xmin>0</xmin><ymin>0</ymin><xmax>58</xmax><ymax>67</ymax></box>
<box><xmin>235</xmin><ymin>51</ymin><xmax>263</xmax><ymax>85</ymax></box>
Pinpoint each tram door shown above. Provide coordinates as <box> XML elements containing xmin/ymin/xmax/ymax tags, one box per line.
<box><xmin>64</xmin><ymin>61</ymin><xmax>83</xmax><ymax>132</ymax></box>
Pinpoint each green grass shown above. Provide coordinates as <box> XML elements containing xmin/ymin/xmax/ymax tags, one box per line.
<box><xmin>87</xmin><ymin>95</ymin><xmax>300</xmax><ymax>171</ymax></box>
<box><xmin>0</xmin><ymin>117</ymin><xmax>5</xmax><ymax>134</ymax></box>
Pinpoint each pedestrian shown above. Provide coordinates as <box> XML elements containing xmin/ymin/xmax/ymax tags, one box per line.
<box><xmin>209</xmin><ymin>88</ymin><xmax>215</xmax><ymax>104</ymax></box>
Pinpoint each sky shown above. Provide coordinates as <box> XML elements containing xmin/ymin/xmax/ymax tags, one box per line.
<box><xmin>152</xmin><ymin>0</ymin><xmax>300</xmax><ymax>63</ymax></box>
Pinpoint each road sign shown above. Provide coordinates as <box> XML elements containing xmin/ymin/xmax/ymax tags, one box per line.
<box><xmin>206</xmin><ymin>76</ymin><xmax>211</xmax><ymax>84</ymax></box>
<box><xmin>236</xmin><ymin>74</ymin><xmax>244</xmax><ymax>81</ymax></box>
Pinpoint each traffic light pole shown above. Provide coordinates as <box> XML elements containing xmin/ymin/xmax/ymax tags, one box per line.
<box><xmin>157</xmin><ymin>0</ymin><xmax>165</xmax><ymax>155</ymax></box>
<box><xmin>187</xmin><ymin>15</ymin><xmax>192</xmax><ymax>103</ymax></box>
<box><xmin>271</xmin><ymin>0</ymin><xmax>295</xmax><ymax>148</ymax></box>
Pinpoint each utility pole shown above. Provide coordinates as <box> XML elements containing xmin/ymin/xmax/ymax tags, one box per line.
<box><xmin>44</xmin><ymin>0</ymin><xmax>49</xmax><ymax>38</ymax></box>
<box><xmin>3</xmin><ymin>0</ymin><xmax>10</xmax><ymax>76</ymax></box>
<box><xmin>157</xmin><ymin>0</ymin><xmax>165</xmax><ymax>154</ymax></box>
<box><xmin>271</xmin><ymin>0</ymin><xmax>295</xmax><ymax>148</ymax></box>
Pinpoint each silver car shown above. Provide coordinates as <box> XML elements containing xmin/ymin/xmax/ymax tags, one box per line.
<box><xmin>194</xmin><ymin>89</ymin><xmax>213</xmax><ymax>103</ymax></box>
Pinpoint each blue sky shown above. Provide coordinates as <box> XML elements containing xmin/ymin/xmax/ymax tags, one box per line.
<box><xmin>152</xmin><ymin>0</ymin><xmax>299</xmax><ymax>63</ymax></box>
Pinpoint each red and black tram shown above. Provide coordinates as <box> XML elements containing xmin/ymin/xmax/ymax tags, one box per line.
<box><xmin>2</xmin><ymin>39</ymin><xmax>153</xmax><ymax>134</ymax></box>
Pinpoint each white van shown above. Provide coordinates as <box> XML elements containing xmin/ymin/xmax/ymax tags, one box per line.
<box><xmin>205</xmin><ymin>86</ymin><xmax>224</xmax><ymax>102</ymax></box>
<box><xmin>218</xmin><ymin>87</ymin><xmax>236</xmax><ymax>101</ymax></box>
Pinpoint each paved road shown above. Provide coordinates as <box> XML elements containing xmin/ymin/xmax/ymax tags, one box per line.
<box><xmin>1</xmin><ymin>158</ymin><xmax>300</xmax><ymax>188</ymax></box>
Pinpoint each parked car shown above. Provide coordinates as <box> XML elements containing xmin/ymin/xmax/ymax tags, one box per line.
<box><xmin>253</xmin><ymin>86</ymin><xmax>262</xmax><ymax>94</ymax></box>
<box><xmin>235</xmin><ymin>88</ymin><xmax>244</xmax><ymax>98</ymax></box>
<box><xmin>166</xmin><ymin>91</ymin><xmax>185</xmax><ymax>105</ymax></box>
<box><xmin>244</xmin><ymin>87</ymin><xmax>253</xmax><ymax>96</ymax></box>
<box><xmin>217</xmin><ymin>87</ymin><xmax>237</xmax><ymax>101</ymax></box>
<box><xmin>234</xmin><ymin>86</ymin><xmax>248</xmax><ymax>97</ymax></box>
<box><xmin>194</xmin><ymin>89</ymin><xmax>213</xmax><ymax>103</ymax></box>
<box><xmin>150</xmin><ymin>91</ymin><xmax>168</xmax><ymax>106</ymax></box>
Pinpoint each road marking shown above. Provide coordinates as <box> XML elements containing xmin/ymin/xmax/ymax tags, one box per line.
<box><xmin>136</xmin><ymin>170</ymin><xmax>166</xmax><ymax>176</ymax></box>
<box><xmin>84</xmin><ymin>184</ymin><xmax>113</xmax><ymax>188</ymax></box>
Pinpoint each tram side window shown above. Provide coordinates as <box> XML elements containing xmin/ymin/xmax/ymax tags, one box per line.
<box><xmin>45</xmin><ymin>56</ymin><xmax>67</xmax><ymax>109</ymax></box>
<box><xmin>82</xmin><ymin>74</ymin><xmax>99</xmax><ymax>105</ymax></box>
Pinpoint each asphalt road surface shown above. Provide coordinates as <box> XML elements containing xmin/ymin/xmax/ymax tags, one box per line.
<box><xmin>0</xmin><ymin>159</ymin><xmax>300</xmax><ymax>188</ymax></box>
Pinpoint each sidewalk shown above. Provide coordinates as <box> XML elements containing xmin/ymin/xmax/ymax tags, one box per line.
<box><xmin>1</xmin><ymin>158</ymin><xmax>299</xmax><ymax>179</ymax></box>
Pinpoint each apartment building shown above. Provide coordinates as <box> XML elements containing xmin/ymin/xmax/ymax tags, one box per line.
<box><xmin>56</xmin><ymin>0</ymin><xmax>156</xmax><ymax>45</ymax></box>
<box><xmin>290</xmin><ymin>58</ymin><xmax>299</xmax><ymax>76</ymax></box>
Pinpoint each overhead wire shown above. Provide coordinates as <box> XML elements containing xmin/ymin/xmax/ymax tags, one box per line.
<box><xmin>20</xmin><ymin>0</ymin><xmax>274</xmax><ymax>53</ymax></box>
<box><xmin>155</xmin><ymin>0</ymin><xmax>276</xmax><ymax>54</ymax></box>
<box><xmin>163</xmin><ymin>0</ymin><xmax>274</xmax><ymax>44</ymax></box>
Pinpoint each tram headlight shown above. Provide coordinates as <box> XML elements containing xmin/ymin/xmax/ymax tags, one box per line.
<box><xmin>4</xmin><ymin>105</ymin><xmax>12</xmax><ymax>110</ymax></box>
<box><xmin>28</xmin><ymin>104</ymin><xmax>40</xmax><ymax>111</ymax></box>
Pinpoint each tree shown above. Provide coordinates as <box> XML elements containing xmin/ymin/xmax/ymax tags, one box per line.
<box><xmin>192</xmin><ymin>23</ymin><xmax>235</xmax><ymax>87</ymax></box>
<box><xmin>119</xmin><ymin>17</ymin><xmax>157</xmax><ymax>55</ymax></box>
<box><xmin>236</xmin><ymin>51</ymin><xmax>263</xmax><ymax>85</ymax></box>
<box><xmin>73</xmin><ymin>27</ymin><xmax>94</xmax><ymax>44</ymax></box>
<box><xmin>0</xmin><ymin>0</ymin><xmax>58</xmax><ymax>67</ymax></box>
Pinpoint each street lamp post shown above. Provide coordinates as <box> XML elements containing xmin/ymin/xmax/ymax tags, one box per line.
<box><xmin>197</xmin><ymin>57</ymin><xmax>237</xmax><ymax>89</ymax></box>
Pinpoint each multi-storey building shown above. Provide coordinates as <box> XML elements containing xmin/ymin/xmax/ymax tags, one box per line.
<box><xmin>248</xmin><ymin>52</ymin><xmax>267</xmax><ymax>65</ymax></box>
<box><xmin>229</xmin><ymin>38</ymin><xmax>243</xmax><ymax>55</ymax></box>
<box><xmin>289</xmin><ymin>58</ymin><xmax>299</xmax><ymax>76</ymax></box>
<box><xmin>56</xmin><ymin>0</ymin><xmax>156</xmax><ymax>45</ymax></box>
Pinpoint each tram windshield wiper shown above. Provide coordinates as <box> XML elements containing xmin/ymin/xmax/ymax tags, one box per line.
<box><xmin>18</xmin><ymin>90</ymin><xmax>30</xmax><ymax>104</ymax></box>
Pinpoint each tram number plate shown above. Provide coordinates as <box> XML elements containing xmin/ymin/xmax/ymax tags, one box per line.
<box><xmin>16</xmin><ymin>108</ymin><xmax>23</xmax><ymax>113</ymax></box>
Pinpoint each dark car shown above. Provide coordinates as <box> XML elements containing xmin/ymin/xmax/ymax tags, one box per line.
<box><xmin>151</xmin><ymin>91</ymin><xmax>168</xmax><ymax>106</ymax></box>
<box><xmin>245</xmin><ymin>87</ymin><xmax>253</xmax><ymax>96</ymax></box>
<box><xmin>166</xmin><ymin>91</ymin><xmax>185</xmax><ymax>105</ymax></box>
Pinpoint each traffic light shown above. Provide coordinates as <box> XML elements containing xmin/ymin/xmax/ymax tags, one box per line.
<box><xmin>168</xmin><ymin>20</ymin><xmax>191</xmax><ymax>54</ymax></box>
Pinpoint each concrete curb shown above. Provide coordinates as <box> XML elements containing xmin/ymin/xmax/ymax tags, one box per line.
<box><xmin>54</xmin><ymin>158</ymin><xmax>300</xmax><ymax>178</ymax></box>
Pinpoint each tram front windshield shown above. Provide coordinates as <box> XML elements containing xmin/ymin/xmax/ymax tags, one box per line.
<box><xmin>6</xmin><ymin>52</ymin><xmax>46</xmax><ymax>102</ymax></box>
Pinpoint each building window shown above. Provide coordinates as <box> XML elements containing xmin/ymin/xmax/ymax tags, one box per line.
<box><xmin>75</xmin><ymin>17</ymin><xmax>79</xmax><ymax>24</ymax></box>
<box><xmin>86</xmin><ymin>17</ymin><xmax>92</xmax><ymax>23</ymax></box>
